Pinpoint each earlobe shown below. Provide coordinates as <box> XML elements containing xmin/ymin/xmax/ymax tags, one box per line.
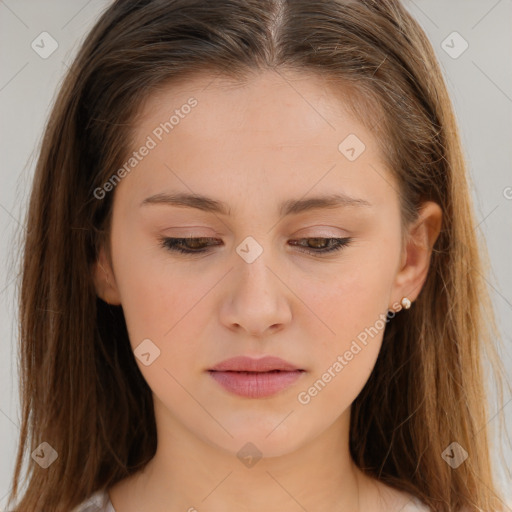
<box><xmin>391</xmin><ymin>201</ymin><xmax>443</xmax><ymax>307</ymax></box>
<box><xmin>92</xmin><ymin>246</ymin><xmax>122</xmax><ymax>306</ymax></box>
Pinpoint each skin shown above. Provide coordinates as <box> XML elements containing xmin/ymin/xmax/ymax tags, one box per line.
<box><xmin>93</xmin><ymin>69</ymin><xmax>442</xmax><ymax>511</ymax></box>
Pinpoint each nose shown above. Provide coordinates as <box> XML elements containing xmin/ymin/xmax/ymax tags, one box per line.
<box><xmin>219</xmin><ymin>250</ymin><xmax>292</xmax><ymax>337</ymax></box>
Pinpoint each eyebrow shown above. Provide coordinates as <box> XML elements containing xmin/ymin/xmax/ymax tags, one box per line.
<box><xmin>140</xmin><ymin>192</ymin><xmax>372</xmax><ymax>216</ymax></box>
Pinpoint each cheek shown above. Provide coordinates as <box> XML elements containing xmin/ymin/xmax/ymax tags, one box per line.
<box><xmin>113</xmin><ymin>256</ymin><xmax>208</xmax><ymax>403</ymax></box>
<box><xmin>119</xmin><ymin>269</ymin><xmax>203</xmax><ymax>359</ymax></box>
<box><xmin>110</xmin><ymin>226</ymin><xmax>201</xmax><ymax>356</ymax></box>
<box><xmin>290</xmin><ymin>246</ymin><xmax>397</xmax><ymax>400</ymax></box>
<box><xmin>295</xmin><ymin>255</ymin><xmax>394</xmax><ymax>347</ymax></box>
<box><xmin>294</xmin><ymin>271</ymin><xmax>388</xmax><ymax>415</ymax></box>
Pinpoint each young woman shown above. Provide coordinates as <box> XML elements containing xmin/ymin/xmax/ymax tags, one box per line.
<box><xmin>8</xmin><ymin>0</ymin><xmax>508</xmax><ymax>511</ymax></box>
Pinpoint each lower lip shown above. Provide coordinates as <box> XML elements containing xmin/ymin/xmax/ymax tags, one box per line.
<box><xmin>208</xmin><ymin>370</ymin><xmax>304</xmax><ymax>398</ymax></box>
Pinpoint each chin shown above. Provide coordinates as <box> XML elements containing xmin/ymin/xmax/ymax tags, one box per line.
<box><xmin>199</xmin><ymin>416</ymin><xmax>315</xmax><ymax>461</ymax></box>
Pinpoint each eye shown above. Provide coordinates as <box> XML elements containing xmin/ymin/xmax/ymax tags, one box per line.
<box><xmin>159</xmin><ymin>237</ymin><xmax>221</xmax><ymax>254</ymax></box>
<box><xmin>159</xmin><ymin>236</ymin><xmax>352</xmax><ymax>256</ymax></box>
<box><xmin>288</xmin><ymin>237</ymin><xmax>352</xmax><ymax>255</ymax></box>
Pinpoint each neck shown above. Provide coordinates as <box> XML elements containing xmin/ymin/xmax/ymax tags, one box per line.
<box><xmin>108</xmin><ymin>402</ymin><xmax>376</xmax><ymax>511</ymax></box>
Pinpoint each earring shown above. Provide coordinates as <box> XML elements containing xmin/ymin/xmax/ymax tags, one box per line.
<box><xmin>401</xmin><ymin>297</ymin><xmax>412</xmax><ymax>309</ymax></box>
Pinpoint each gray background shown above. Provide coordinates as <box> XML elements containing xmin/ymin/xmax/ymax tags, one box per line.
<box><xmin>0</xmin><ymin>0</ymin><xmax>510</xmax><ymax>508</ymax></box>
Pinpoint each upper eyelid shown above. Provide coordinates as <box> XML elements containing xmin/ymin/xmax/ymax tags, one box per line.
<box><xmin>159</xmin><ymin>236</ymin><xmax>352</xmax><ymax>248</ymax></box>
<box><xmin>158</xmin><ymin>225</ymin><xmax>349</xmax><ymax>236</ymax></box>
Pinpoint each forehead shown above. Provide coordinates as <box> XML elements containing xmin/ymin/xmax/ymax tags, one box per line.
<box><xmin>134</xmin><ymin>69</ymin><xmax>359</xmax><ymax>144</ymax></box>
<box><xmin>117</xmin><ymin>69</ymin><xmax>398</xmax><ymax>217</ymax></box>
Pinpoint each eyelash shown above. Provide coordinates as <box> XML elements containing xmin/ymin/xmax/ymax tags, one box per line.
<box><xmin>158</xmin><ymin>236</ymin><xmax>353</xmax><ymax>256</ymax></box>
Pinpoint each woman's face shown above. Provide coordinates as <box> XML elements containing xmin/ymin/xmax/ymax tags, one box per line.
<box><xmin>94</xmin><ymin>70</ymin><xmax>437</xmax><ymax>457</ymax></box>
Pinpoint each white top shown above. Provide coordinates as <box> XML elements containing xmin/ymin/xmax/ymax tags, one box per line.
<box><xmin>71</xmin><ymin>489</ymin><xmax>115</xmax><ymax>512</ymax></box>
<box><xmin>72</xmin><ymin>489</ymin><xmax>431</xmax><ymax>511</ymax></box>
<box><xmin>401</xmin><ymin>498</ymin><xmax>431</xmax><ymax>511</ymax></box>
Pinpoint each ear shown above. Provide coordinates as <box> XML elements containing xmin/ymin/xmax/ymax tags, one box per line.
<box><xmin>92</xmin><ymin>245</ymin><xmax>122</xmax><ymax>306</ymax></box>
<box><xmin>390</xmin><ymin>201</ymin><xmax>443</xmax><ymax>308</ymax></box>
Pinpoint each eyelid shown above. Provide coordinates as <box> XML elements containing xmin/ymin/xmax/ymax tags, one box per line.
<box><xmin>291</xmin><ymin>223</ymin><xmax>350</xmax><ymax>236</ymax></box>
<box><xmin>158</xmin><ymin>235</ymin><xmax>353</xmax><ymax>257</ymax></box>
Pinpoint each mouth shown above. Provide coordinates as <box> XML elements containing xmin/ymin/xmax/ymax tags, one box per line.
<box><xmin>209</xmin><ymin>355</ymin><xmax>303</xmax><ymax>373</ymax></box>
<box><xmin>207</xmin><ymin>356</ymin><xmax>305</xmax><ymax>398</ymax></box>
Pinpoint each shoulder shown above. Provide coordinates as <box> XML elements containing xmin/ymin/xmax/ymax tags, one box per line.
<box><xmin>70</xmin><ymin>489</ymin><xmax>115</xmax><ymax>512</ymax></box>
<box><xmin>373</xmin><ymin>481</ymin><xmax>430</xmax><ymax>512</ymax></box>
<box><xmin>400</xmin><ymin>498</ymin><xmax>431</xmax><ymax>512</ymax></box>
<box><xmin>388</xmin><ymin>491</ymin><xmax>430</xmax><ymax>512</ymax></box>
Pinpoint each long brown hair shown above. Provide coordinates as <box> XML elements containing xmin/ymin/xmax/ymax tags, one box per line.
<box><xmin>8</xmin><ymin>0</ymin><xmax>508</xmax><ymax>510</ymax></box>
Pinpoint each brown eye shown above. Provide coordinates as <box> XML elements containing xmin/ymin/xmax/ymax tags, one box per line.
<box><xmin>306</xmin><ymin>238</ymin><xmax>329</xmax><ymax>248</ymax></box>
<box><xmin>159</xmin><ymin>236</ymin><xmax>352</xmax><ymax>257</ymax></box>
<box><xmin>160</xmin><ymin>237</ymin><xmax>222</xmax><ymax>254</ymax></box>
<box><xmin>289</xmin><ymin>237</ymin><xmax>352</xmax><ymax>255</ymax></box>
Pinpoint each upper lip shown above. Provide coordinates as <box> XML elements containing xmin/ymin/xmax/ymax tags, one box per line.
<box><xmin>209</xmin><ymin>356</ymin><xmax>303</xmax><ymax>372</ymax></box>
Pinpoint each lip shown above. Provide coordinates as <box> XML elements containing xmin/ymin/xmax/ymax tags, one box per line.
<box><xmin>208</xmin><ymin>356</ymin><xmax>305</xmax><ymax>398</ymax></box>
<box><xmin>210</xmin><ymin>356</ymin><xmax>302</xmax><ymax>372</ymax></box>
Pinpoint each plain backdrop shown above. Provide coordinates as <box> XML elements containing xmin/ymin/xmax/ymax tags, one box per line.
<box><xmin>0</xmin><ymin>0</ymin><xmax>511</xmax><ymax>508</ymax></box>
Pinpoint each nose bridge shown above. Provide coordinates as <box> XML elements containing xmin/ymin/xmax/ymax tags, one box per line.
<box><xmin>234</xmin><ymin>234</ymin><xmax>278</xmax><ymax>296</ymax></box>
<box><xmin>221</xmin><ymin>234</ymin><xmax>291</xmax><ymax>335</ymax></box>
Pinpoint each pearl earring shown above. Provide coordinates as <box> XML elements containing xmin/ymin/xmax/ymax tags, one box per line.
<box><xmin>401</xmin><ymin>297</ymin><xmax>412</xmax><ymax>309</ymax></box>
